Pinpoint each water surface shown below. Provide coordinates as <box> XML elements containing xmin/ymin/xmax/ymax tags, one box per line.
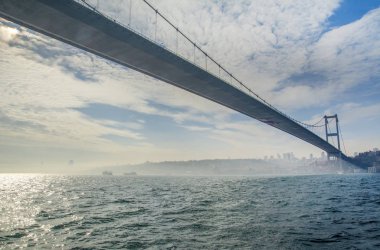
<box><xmin>1</xmin><ymin>174</ymin><xmax>380</xmax><ymax>249</ymax></box>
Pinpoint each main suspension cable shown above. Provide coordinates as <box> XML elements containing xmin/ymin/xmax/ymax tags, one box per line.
<box><xmin>338</xmin><ymin>122</ymin><xmax>348</xmax><ymax>155</ymax></box>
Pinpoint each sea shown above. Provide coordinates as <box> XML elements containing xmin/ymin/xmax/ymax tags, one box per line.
<box><xmin>1</xmin><ymin>174</ymin><xmax>379</xmax><ymax>249</ymax></box>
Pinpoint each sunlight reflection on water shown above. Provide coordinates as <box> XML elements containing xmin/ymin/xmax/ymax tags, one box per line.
<box><xmin>1</xmin><ymin>174</ymin><xmax>380</xmax><ymax>249</ymax></box>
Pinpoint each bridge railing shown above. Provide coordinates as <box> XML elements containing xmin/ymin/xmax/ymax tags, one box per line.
<box><xmin>74</xmin><ymin>0</ymin><xmax>326</xmax><ymax>135</ymax></box>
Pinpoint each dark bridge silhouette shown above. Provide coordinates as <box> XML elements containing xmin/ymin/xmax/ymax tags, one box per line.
<box><xmin>0</xmin><ymin>0</ymin><xmax>353</xmax><ymax>163</ymax></box>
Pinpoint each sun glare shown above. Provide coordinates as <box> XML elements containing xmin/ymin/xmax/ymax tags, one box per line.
<box><xmin>0</xmin><ymin>26</ymin><xmax>19</xmax><ymax>42</ymax></box>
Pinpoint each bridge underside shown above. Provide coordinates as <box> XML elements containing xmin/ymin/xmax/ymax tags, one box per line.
<box><xmin>0</xmin><ymin>0</ymin><xmax>351</xmax><ymax>162</ymax></box>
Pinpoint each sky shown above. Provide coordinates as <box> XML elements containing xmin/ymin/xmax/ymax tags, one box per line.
<box><xmin>0</xmin><ymin>0</ymin><xmax>379</xmax><ymax>173</ymax></box>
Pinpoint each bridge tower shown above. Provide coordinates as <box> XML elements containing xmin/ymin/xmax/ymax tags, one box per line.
<box><xmin>324</xmin><ymin>114</ymin><xmax>341</xmax><ymax>160</ymax></box>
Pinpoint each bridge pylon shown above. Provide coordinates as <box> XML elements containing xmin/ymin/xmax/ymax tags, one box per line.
<box><xmin>324</xmin><ymin>114</ymin><xmax>341</xmax><ymax>161</ymax></box>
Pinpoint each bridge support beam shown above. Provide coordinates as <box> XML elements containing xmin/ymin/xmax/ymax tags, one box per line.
<box><xmin>324</xmin><ymin>114</ymin><xmax>341</xmax><ymax>161</ymax></box>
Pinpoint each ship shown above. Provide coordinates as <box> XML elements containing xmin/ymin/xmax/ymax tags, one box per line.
<box><xmin>124</xmin><ymin>172</ymin><xmax>137</xmax><ymax>176</ymax></box>
<box><xmin>102</xmin><ymin>171</ymin><xmax>113</xmax><ymax>176</ymax></box>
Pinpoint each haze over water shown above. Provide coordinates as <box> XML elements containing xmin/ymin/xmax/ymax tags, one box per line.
<box><xmin>1</xmin><ymin>174</ymin><xmax>380</xmax><ymax>249</ymax></box>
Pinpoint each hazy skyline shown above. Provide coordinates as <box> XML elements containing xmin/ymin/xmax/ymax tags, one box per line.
<box><xmin>0</xmin><ymin>0</ymin><xmax>379</xmax><ymax>172</ymax></box>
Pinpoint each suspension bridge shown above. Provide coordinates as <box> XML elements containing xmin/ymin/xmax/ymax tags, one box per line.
<box><xmin>0</xmin><ymin>0</ymin><xmax>355</xmax><ymax>165</ymax></box>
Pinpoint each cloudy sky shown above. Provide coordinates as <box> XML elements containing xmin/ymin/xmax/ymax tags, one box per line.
<box><xmin>0</xmin><ymin>0</ymin><xmax>379</xmax><ymax>173</ymax></box>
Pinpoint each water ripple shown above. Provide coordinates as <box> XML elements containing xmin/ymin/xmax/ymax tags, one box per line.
<box><xmin>1</xmin><ymin>174</ymin><xmax>380</xmax><ymax>249</ymax></box>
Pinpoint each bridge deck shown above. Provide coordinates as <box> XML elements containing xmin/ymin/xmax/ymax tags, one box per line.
<box><xmin>0</xmin><ymin>0</ymin><xmax>350</xmax><ymax>161</ymax></box>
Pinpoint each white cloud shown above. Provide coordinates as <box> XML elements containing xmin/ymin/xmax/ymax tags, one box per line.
<box><xmin>272</xmin><ymin>8</ymin><xmax>380</xmax><ymax>109</ymax></box>
<box><xmin>335</xmin><ymin>102</ymin><xmax>380</xmax><ymax>125</ymax></box>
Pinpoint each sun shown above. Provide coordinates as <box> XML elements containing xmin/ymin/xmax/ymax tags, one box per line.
<box><xmin>0</xmin><ymin>25</ymin><xmax>19</xmax><ymax>42</ymax></box>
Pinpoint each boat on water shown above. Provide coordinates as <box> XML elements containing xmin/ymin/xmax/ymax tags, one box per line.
<box><xmin>102</xmin><ymin>171</ymin><xmax>113</xmax><ymax>176</ymax></box>
<box><xmin>124</xmin><ymin>172</ymin><xmax>137</xmax><ymax>176</ymax></box>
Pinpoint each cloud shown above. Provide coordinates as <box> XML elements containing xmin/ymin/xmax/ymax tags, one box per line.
<box><xmin>334</xmin><ymin>102</ymin><xmax>380</xmax><ymax>126</ymax></box>
<box><xmin>272</xmin><ymin>7</ymin><xmax>380</xmax><ymax>109</ymax></box>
